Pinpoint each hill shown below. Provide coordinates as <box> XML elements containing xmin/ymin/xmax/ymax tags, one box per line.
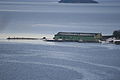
<box><xmin>59</xmin><ymin>0</ymin><xmax>98</xmax><ymax>3</ymax></box>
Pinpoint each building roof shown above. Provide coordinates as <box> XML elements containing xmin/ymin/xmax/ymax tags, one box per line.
<box><xmin>56</xmin><ymin>32</ymin><xmax>101</xmax><ymax>36</ymax></box>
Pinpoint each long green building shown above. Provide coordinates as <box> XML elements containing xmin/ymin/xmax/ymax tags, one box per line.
<box><xmin>53</xmin><ymin>32</ymin><xmax>102</xmax><ymax>42</ymax></box>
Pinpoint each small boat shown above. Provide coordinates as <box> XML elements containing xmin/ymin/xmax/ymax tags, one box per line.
<box><xmin>113</xmin><ymin>40</ymin><xmax>120</xmax><ymax>45</ymax></box>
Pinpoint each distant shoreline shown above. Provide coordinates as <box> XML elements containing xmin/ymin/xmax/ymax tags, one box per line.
<box><xmin>58</xmin><ymin>0</ymin><xmax>98</xmax><ymax>3</ymax></box>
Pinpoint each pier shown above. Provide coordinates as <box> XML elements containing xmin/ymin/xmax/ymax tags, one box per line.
<box><xmin>7</xmin><ymin>37</ymin><xmax>39</xmax><ymax>40</ymax></box>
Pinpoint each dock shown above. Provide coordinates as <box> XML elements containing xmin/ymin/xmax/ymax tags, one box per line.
<box><xmin>7</xmin><ymin>37</ymin><xmax>39</xmax><ymax>40</ymax></box>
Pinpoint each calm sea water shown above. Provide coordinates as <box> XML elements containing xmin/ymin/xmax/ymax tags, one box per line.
<box><xmin>0</xmin><ymin>1</ymin><xmax>120</xmax><ymax>35</ymax></box>
<box><xmin>0</xmin><ymin>40</ymin><xmax>120</xmax><ymax>80</ymax></box>
<box><xmin>0</xmin><ymin>1</ymin><xmax>120</xmax><ymax>80</ymax></box>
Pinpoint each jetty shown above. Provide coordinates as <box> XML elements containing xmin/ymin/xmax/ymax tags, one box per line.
<box><xmin>7</xmin><ymin>37</ymin><xmax>39</xmax><ymax>40</ymax></box>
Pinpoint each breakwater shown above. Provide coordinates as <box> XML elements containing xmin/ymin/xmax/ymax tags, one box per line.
<box><xmin>7</xmin><ymin>37</ymin><xmax>39</xmax><ymax>40</ymax></box>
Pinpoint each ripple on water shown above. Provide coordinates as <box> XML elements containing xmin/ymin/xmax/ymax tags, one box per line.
<box><xmin>0</xmin><ymin>60</ymin><xmax>83</xmax><ymax>80</ymax></box>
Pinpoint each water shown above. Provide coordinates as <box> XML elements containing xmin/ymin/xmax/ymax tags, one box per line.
<box><xmin>0</xmin><ymin>1</ymin><xmax>120</xmax><ymax>35</ymax></box>
<box><xmin>0</xmin><ymin>1</ymin><xmax>120</xmax><ymax>80</ymax></box>
<box><xmin>0</xmin><ymin>40</ymin><xmax>120</xmax><ymax>80</ymax></box>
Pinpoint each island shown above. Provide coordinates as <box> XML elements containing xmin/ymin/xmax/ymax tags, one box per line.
<box><xmin>59</xmin><ymin>0</ymin><xmax>98</xmax><ymax>3</ymax></box>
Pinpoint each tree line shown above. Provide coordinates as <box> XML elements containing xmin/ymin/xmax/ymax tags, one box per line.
<box><xmin>113</xmin><ymin>30</ymin><xmax>120</xmax><ymax>39</ymax></box>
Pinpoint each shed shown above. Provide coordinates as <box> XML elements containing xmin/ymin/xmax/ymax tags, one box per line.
<box><xmin>53</xmin><ymin>32</ymin><xmax>102</xmax><ymax>42</ymax></box>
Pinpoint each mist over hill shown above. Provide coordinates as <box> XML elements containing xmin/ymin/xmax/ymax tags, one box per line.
<box><xmin>59</xmin><ymin>0</ymin><xmax>98</xmax><ymax>3</ymax></box>
<box><xmin>0</xmin><ymin>0</ymin><xmax>120</xmax><ymax>2</ymax></box>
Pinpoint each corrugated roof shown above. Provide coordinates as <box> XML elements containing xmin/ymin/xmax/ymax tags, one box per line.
<box><xmin>56</xmin><ymin>32</ymin><xmax>101</xmax><ymax>36</ymax></box>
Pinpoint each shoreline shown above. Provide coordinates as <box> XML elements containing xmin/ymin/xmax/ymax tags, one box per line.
<box><xmin>6</xmin><ymin>37</ymin><xmax>120</xmax><ymax>45</ymax></box>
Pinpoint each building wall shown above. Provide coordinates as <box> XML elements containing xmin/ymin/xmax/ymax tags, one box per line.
<box><xmin>54</xmin><ymin>35</ymin><xmax>99</xmax><ymax>41</ymax></box>
<box><xmin>53</xmin><ymin>33</ymin><xmax>102</xmax><ymax>42</ymax></box>
<box><xmin>94</xmin><ymin>34</ymin><xmax>102</xmax><ymax>39</ymax></box>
